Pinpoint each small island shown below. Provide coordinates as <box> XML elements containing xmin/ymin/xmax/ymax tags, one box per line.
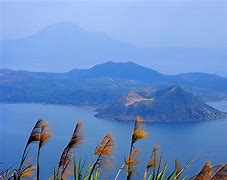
<box><xmin>95</xmin><ymin>85</ymin><xmax>227</xmax><ymax>122</ymax></box>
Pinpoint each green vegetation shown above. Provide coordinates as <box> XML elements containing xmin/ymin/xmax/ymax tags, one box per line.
<box><xmin>0</xmin><ymin>117</ymin><xmax>226</xmax><ymax>180</ymax></box>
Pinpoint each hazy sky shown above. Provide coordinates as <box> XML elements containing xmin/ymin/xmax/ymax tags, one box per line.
<box><xmin>1</xmin><ymin>0</ymin><xmax>227</xmax><ymax>48</ymax></box>
<box><xmin>0</xmin><ymin>0</ymin><xmax>227</xmax><ymax>76</ymax></box>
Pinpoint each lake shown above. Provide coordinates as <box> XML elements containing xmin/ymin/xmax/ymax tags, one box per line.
<box><xmin>1</xmin><ymin>102</ymin><xmax>227</xmax><ymax>179</ymax></box>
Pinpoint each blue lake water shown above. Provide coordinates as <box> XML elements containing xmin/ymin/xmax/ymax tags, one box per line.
<box><xmin>1</xmin><ymin>102</ymin><xmax>227</xmax><ymax>179</ymax></box>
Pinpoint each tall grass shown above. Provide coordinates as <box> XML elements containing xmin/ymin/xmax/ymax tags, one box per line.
<box><xmin>57</xmin><ymin>122</ymin><xmax>83</xmax><ymax>179</ymax></box>
<box><xmin>37</xmin><ymin>121</ymin><xmax>52</xmax><ymax>180</ymax></box>
<box><xmin>0</xmin><ymin>117</ymin><xmax>226</xmax><ymax>180</ymax></box>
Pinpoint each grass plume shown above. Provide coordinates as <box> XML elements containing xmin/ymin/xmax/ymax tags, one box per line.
<box><xmin>211</xmin><ymin>164</ymin><xmax>227</xmax><ymax>179</ymax></box>
<box><xmin>132</xmin><ymin>117</ymin><xmax>148</xmax><ymax>145</ymax></box>
<box><xmin>143</xmin><ymin>145</ymin><xmax>160</xmax><ymax>180</ymax></box>
<box><xmin>125</xmin><ymin>148</ymin><xmax>140</xmax><ymax>180</ymax></box>
<box><xmin>20</xmin><ymin>165</ymin><xmax>35</xmax><ymax>178</ymax></box>
<box><xmin>36</xmin><ymin>121</ymin><xmax>52</xmax><ymax>180</ymax></box>
<box><xmin>127</xmin><ymin>117</ymin><xmax>148</xmax><ymax>180</ymax></box>
<box><xmin>89</xmin><ymin>133</ymin><xmax>114</xmax><ymax>179</ymax></box>
<box><xmin>57</xmin><ymin>122</ymin><xmax>83</xmax><ymax>180</ymax></box>
<box><xmin>17</xmin><ymin>118</ymin><xmax>43</xmax><ymax>179</ymax></box>
<box><xmin>195</xmin><ymin>161</ymin><xmax>212</xmax><ymax>180</ymax></box>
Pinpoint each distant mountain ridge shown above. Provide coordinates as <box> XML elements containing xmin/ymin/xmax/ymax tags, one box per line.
<box><xmin>1</xmin><ymin>61</ymin><xmax>227</xmax><ymax>102</ymax></box>
<box><xmin>68</xmin><ymin>61</ymin><xmax>168</xmax><ymax>83</ymax></box>
<box><xmin>168</xmin><ymin>73</ymin><xmax>227</xmax><ymax>92</ymax></box>
<box><xmin>1</xmin><ymin>61</ymin><xmax>227</xmax><ymax>91</ymax></box>
<box><xmin>1</xmin><ymin>63</ymin><xmax>227</xmax><ymax>122</ymax></box>
<box><xmin>1</xmin><ymin>23</ymin><xmax>227</xmax><ymax>75</ymax></box>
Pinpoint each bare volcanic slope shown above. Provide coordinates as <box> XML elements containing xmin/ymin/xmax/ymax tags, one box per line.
<box><xmin>95</xmin><ymin>85</ymin><xmax>227</xmax><ymax>122</ymax></box>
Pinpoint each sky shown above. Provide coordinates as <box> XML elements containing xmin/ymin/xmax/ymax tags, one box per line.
<box><xmin>0</xmin><ymin>0</ymin><xmax>227</xmax><ymax>75</ymax></box>
<box><xmin>1</xmin><ymin>0</ymin><xmax>227</xmax><ymax>48</ymax></box>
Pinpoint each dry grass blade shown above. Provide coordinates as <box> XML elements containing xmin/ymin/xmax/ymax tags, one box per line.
<box><xmin>176</xmin><ymin>153</ymin><xmax>203</xmax><ymax>180</ymax></box>
<box><xmin>27</xmin><ymin>118</ymin><xmax>43</xmax><ymax>145</ymax></box>
<box><xmin>67</xmin><ymin>122</ymin><xmax>83</xmax><ymax>150</ymax></box>
<box><xmin>194</xmin><ymin>161</ymin><xmax>212</xmax><ymax>180</ymax></box>
<box><xmin>211</xmin><ymin>164</ymin><xmax>227</xmax><ymax>179</ymax></box>
<box><xmin>23</xmin><ymin>156</ymin><xmax>34</xmax><ymax>168</ymax></box>
<box><xmin>61</xmin><ymin>161</ymin><xmax>74</xmax><ymax>180</ymax></box>
<box><xmin>95</xmin><ymin>133</ymin><xmax>114</xmax><ymax>156</ymax></box>
<box><xmin>174</xmin><ymin>159</ymin><xmax>181</xmax><ymax>180</ymax></box>
<box><xmin>132</xmin><ymin>117</ymin><xmax>148</xmax><ymax>144</ymax></box>
<box><xmin>126</xmin><ymin>148</ymin><xmax>140</xmax><ymax>180</ymax></box>
<box><xmin>0</xmin><ymin>167</ymin><xmax>13</xmax><ymax>180</ymax></box>
<box><xmin>89</xmin><ymin>133</ymin><xmax>114</xmax><ymax>179</ymax></box>
<box><xmin>37</xmin><ymin>121</ymin><xmax>52</xmax><ymax>180</ymax></box>
<box><xmin>115</xmin><ymin>117</ymin><xmax>146</xmax><ymax>180</ymax></box>
<box><xmin>126</xmin><ymin>117</ymin><xmax>147</xmax><ymax>180</ymax></box>
<box><xmin>20</xmin><ymin>165</ymin><xmax>36</xmax><ymax>178</ymax></box>
<box><xmin>39</xmin><ymin>121</ymin><xmax>52</xmax><ymax>147</ymax></box>
<box><xmin>126</xmin><ymin>148</ymin><xmax>140</xmax><ymax>167</ymax></box>
<box><xmin>143</xmin><ymin>145</ymin><xmax>161</xmax><ymax>180</ymax></box>
<box><xmin>58</xmin><ymin>122</ymin><xmax>83</xmax><ymax>179</ymax></box>
<box><xmin>95</xmin><ymin>134</ymin><xmax>114</xmax><ymax>170</ymax></box>
<box><xmin>18</xmin><ymin>118</ymin><xmax>44</xmax><ymax>172</ymax></box>
<box><xmin>146</xmin><ymin>145</ymin><xmax>160</xmax><ymax>171</ymax></box>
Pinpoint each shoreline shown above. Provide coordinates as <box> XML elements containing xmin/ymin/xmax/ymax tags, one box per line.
<box><xmin>1</xmin><ymin>101</ymin><xmax>227</xmax><ymax>123</ymax></box>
